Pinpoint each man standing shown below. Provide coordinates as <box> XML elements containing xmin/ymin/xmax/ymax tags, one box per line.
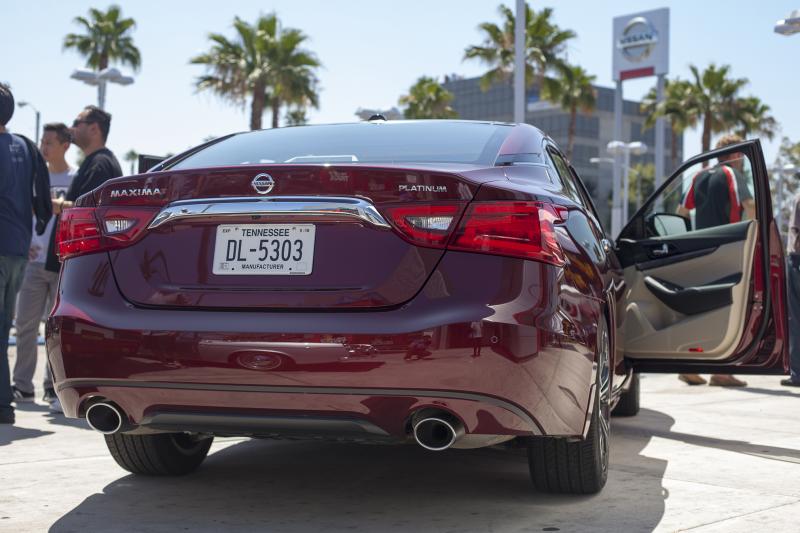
<box><xmin>782</xmin><ymin>183</ymin><xmax>800</xmax><ymax>387</ymax></box>
<box><xmin>41</xmin><ymin>106</ymin><xmax>121</xmax><ymax>413</ymax></box>
<box><xmin>46</xmin><ymin>106</ymin><xmax>122</xmax><ymax>271</ymax></box>
<box><xmin>12</xmin><ymin>123</ymin><xmax>75</xmax><ymax>412</ymax></box>
<box><xmin>0</xmin><ymin>84</ymin><xmax>51</xmax><ymax>424</ymax></box>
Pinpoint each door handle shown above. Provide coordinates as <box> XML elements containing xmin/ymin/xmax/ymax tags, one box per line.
<box><xmin>651</xmin><ymin>243</ymin><xmax>670</xmax><ymax>257</ymax></box>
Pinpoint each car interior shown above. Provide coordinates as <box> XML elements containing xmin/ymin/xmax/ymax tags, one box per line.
<box><xmin>617</xmin><ymin>152</ymin><xmax>760</xmax><ymax>360</ymax></box>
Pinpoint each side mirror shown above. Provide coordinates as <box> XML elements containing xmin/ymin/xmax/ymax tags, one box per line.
<box><xmin>646</xmin><ymin>213</ymin><xmax>691</xmax><ymax>237</ymax></box>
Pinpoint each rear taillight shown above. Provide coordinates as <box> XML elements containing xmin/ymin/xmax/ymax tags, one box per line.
<box><xmin>450</xmin><ymin>202</ymin><xmax>565</xmax><ymax>265</ymax></box>
<box><xmin>57</xmin><ymin>207</ymin><xmax>157</xmax><ymax>260</ymax></box>
<box><xmin>57</xmin><ymin>209</ymin><xmax>103</xmax><ymax>258</ymax></box>
<box><xmin>383</xmin><ymin>204</ymin><xmax>463</xmax><ymax>247</ymax></box>
<box><xmin>383</xmin><ymin>201</ymin><xmax>565</xmax><ymax>266</ymax></box>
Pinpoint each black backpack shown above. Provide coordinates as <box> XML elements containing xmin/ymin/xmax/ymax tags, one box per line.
<box><xmin>17</xmin><ymin>134</ymin><xmax>52</xmax><ymax>235</ymax></box>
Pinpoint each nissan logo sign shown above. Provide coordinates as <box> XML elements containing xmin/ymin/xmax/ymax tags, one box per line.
<box><xmin>251</xmin><ymin>173</ymin><xmax>275</xmax><ymax>195</ymax></box>
<box><xmin>617</xmin><ymin>16</ymin><xmax>659</xmax><ymax>62</ymax></box>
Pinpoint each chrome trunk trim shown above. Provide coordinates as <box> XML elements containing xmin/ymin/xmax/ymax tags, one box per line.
<box><xmin>148</xmin><ymin>196</ymin><xmax>391</xmax><ymax>229</ymax></box>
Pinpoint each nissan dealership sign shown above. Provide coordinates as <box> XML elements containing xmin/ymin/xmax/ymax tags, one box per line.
<box><xmin>613</xmin><ymin>8</ymin><xmax>669</xmax><ymax>81</ymax></box>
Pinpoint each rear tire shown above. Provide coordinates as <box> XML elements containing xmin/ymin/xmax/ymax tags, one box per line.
<box><xmin>612</xmin><ymin>373</ymin><xmax>640</xmax><ymax>417</ymax></box>
<box><xmin>528</xmin><ymin>317</ymin><xmax>610</xmax><ymax>494</ymax></box>
<box><xmin>104</xmin><ymin>432</ymin><xmax>213</xmax><ymax>476</ymax></box>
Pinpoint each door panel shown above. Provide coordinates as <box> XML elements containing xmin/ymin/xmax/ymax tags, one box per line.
<box><xmin>621</xmin><ymin>221</ymin><xmax>755</xmax><ymax>360</ymax></box>
<box><xmin>617</xmin><ymin>220</ymin><xmax>751</xmax><ymax>267</ymax></box>
<box><xmin>616</xmin><ymin>140</ymin><xmax>787</xmax><ymax>374</ymax></box>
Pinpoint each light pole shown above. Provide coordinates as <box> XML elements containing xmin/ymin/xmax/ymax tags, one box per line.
<box><xmin>775</xmin><ymin>9</ymin><xmax>800</xmax><ymax>35</ymax></box>
<box><xmin>17</xmin><ymin>101</ymin><xmax>40</xmax><ymax>145</ymax></box>
<box><xmin>70</xmin><ymin>67</ymin><xmax>134</xmax><ymax>110</ymax></box>
<box><xmin>607</xmin><ymin>141</ymin><xmax>648</xmax><ymax>230</ymax></box>
<box><xmin>774</xmin><ymin>164</ymin><xmax>798</xmax><ymax>234</ymax></box>
<box><xmin>513</xmin><ymin>0</ymin><xmax>526</xmax><ymax>123</ymax></box>
<box><xmin>592</xmin><ymin>155</ymin><xmax>648</xmax><ymax>224</ymax></box>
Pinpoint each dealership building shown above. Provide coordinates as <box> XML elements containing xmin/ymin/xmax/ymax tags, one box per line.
<box><xmin>442</xmin><ymin>75</ymin><xmax>682</xmax><ymax>228</ymax></box>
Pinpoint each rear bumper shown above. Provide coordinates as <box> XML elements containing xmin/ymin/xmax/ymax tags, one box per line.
<box><xmin>56</xmin><ymin>381</ymin><xmax>538</xmax><ymax>440</ymax></box>
<box><xmin>47</xmin><ymin>251</ymin><xmax>602</xmax><ymax>439</ymax></box>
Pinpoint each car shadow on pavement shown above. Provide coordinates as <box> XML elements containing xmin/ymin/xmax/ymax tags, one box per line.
<box><xmin>49</xmin><ymin>411</ymin><xmax>675</xmax><ymax>532</ymax></box>
<box><xmin>723</xmin><ymin>385</ymin><xmax>800</xmax><ymax>399</ymax></box>
<box><xmin>616</xmin><ymin>415</ymin><xmax>800</xmax><ymax>465</ymax></box>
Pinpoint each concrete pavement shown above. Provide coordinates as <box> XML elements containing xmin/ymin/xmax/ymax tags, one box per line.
<box><xmin>2</xmin><ymin>346</ymin><xmax>800</xmax><ymax>532</ymax></box>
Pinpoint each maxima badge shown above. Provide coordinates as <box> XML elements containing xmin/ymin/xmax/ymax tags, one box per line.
<box><xmin>251</xmin><ymin>173</ymin><xmax>275</xmax><ymax>195</ymax></box>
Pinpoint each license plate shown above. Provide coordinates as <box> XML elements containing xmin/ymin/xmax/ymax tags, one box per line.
<box><xmin>212</xmin><ymin>224</ymin><xmax>315</xmax><ymax>275</ymax></box>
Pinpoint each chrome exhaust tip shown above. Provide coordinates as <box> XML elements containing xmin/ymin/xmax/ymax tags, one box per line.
<box><xmin>412</xmin><ymin>413</ymin><xmax>465</xmax><ymax>451</ymax></box>
<box><xmin>85</xmin><ymin>402</ymin><xmax>127</xmax><ymax>434</ymax></box>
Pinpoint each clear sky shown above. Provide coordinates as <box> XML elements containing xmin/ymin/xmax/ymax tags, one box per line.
<box><xmin>2</xmin><ymin>0</ymin><xmax>798</xmax><ymax>171</ymax></box>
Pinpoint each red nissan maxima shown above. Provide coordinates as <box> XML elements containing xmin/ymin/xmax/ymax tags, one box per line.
<box><xmin>46</xmin><ymin>120</ymin><xmax>788</xmax><ymax>494</ymax></box>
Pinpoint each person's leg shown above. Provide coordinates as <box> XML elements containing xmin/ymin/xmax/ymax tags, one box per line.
<box><xmin>41</xmin><ymin>269</ymin><xmax>59</xmax><ymax>392</ymax></box>
<box><xmin>12</xmin><ymin>263</ymin><xmax>48</xmax><ymax>395</ymax></box>
<box><xmin>709</xmin><ymin>374</ymin><xmax>746</xmax><ymax>386</ymax></box>
<box><xmin>679</xmin><ymin>374</ymin><xmax>707</xmax><ymax>385</ymax></box>
<box><xmin>0</xmin><ymin>256</ymin><xmax>27</xmax><ymax>421</ymax></box>
<box><xmin>782</xmin><ymin>254</ymin><xmax>800</xmax><ymax>386</ymax></box>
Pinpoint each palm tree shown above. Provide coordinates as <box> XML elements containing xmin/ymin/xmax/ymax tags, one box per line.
<box><xmin>464</xmin><ymin>4</ymin><xmax>575</xmax><ymax>92</ymax></box>
<box><xmin>627</xmin><ymin>163</ymin><xmax>655</xmax><ymax>214</ymax></box>
<box><xmin>641</xmin><ymin>79</ymin><xmax>697</xmax><ymax>170</ymax></box>
<box><xmin>191</xmin><ymin>14</ymin><xmax>321</xmax><ymax>130</ymax></box>
<box><xmin>732</xmin><ymin>96</ymin><xmax>778</xmax><ymax>141</ymax></box>
<box><xmin>123</xmin><ymin>149</ymin><xmax>138</xmax><ymax>174</ymax></box>
<box><xmin>779</xmin><ymin>137</ymin><xmax>800</xmax><ymax>167</ymax></box>
<box><xmin>263</xmin><ymin>26</ymin><xmax>320</xmax><ymax>129</ymax></box>
<box><xmin>686</xmin><ymin>64</ymin><xmax>748</xmax><ymax>152</ymax></box>
<box><xmin>63</xmin><ymin>5</ymin><xmax>141</xmax><ymax>71</ymax></box>
<box><xmin>773</xmin><ymin>137</ymin><xmax>800</xmax><ymax>231</ymax></box>
<box><xmin>284</xmin><ymin>107</ymin><xmax>308</xmax><ymax>126</ymax></box>
<box><xmin>399</xmin><ymin>76</ymin><xmax>458</xmax><ymax>119</ymax></box>
<box><xmin>540</xmin><ymin>65</ymin><xmax>596</xmax><ymax>159</ymax></box>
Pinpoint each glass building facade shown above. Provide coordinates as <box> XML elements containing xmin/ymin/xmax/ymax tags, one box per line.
<box><xmin>442</xmin><ymin>76</ymin><xmax>683</xmax><ymax>228</ymax></box>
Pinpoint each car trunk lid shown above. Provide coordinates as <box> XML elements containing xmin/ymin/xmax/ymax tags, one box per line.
<box><xmin>96</xmin><ymin>164</ymin><xmax>497</xmax><ymax>309</ymax></box>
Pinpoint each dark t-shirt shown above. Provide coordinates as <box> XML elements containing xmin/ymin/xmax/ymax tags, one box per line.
<box><xmin>66</xmin><ymin>147</ymin><xmax>123</xmax><ymax>202</ymax></box>
<box><xmin>45</xmin><ymin>147</ymin><xmax>122</xmax><ymax>271</ymax></box>
<box><xmin>683</xmin><ymin>164</ymin><xmax>749</xmax><ymax>230</ymax></box>
<box><xmin>0</xmin><ymin>133</ymin><xmax>33</xmax><ymax>257</ymax></box>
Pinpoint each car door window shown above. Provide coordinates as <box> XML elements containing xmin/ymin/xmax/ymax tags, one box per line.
<box><xmin>546</xmin><ymin>148</ymin><xmax>584</xmax><ymax>206</ymax></box>
<box><xmin>629</xmin><ymin>151</ymin><xmax>756</xmax><ymax>239</ymax></box>
<box><xmin>569</xmin><ymin>164</ymin><xmax>605</xmax><ymax>233</ymax></box>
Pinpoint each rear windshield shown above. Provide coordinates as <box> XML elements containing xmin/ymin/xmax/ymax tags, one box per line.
<box><xmin>170</xmin><ymin>121</ymin><xmax>512</xmax><ymax>169</ymax></box>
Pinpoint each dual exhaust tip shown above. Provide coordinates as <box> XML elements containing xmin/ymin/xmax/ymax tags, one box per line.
<box><xmin>412</xmin><ymin>411</ymin><xmax>465</xmax><ymax>451</ymax></box>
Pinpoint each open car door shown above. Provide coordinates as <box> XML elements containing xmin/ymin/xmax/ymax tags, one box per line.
<box><xmin>616</xmin><ymin>139</ymin><xmax>788</xmax><ymax>374</ymax></box>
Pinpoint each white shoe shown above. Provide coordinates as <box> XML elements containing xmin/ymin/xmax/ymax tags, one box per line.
<box><xmin>49</xmin><ymin>398</ymin><xmax>63</xmax><ymax>414</ymax></box>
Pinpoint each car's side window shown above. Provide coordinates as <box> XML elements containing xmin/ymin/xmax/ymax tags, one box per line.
<box><xmin>546</xmin><ymin>147</ymin><xmax>585</xmax><ymax>206</ymax></box>
<box><xmin>631</xmin><ymin>150</ymin><xmax>756</xmax><ymax>238</ymax></box>
<box><xmin>569</xmin><ymin>164</ymin><xmax>606</xmax><ymax>232</ymax></box>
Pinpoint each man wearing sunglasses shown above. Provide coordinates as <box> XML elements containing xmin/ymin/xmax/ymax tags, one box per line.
<box><xmin>45</xmin><ymin>106</ymin><xmax>122</xmax><ymax>274</ymax></box>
